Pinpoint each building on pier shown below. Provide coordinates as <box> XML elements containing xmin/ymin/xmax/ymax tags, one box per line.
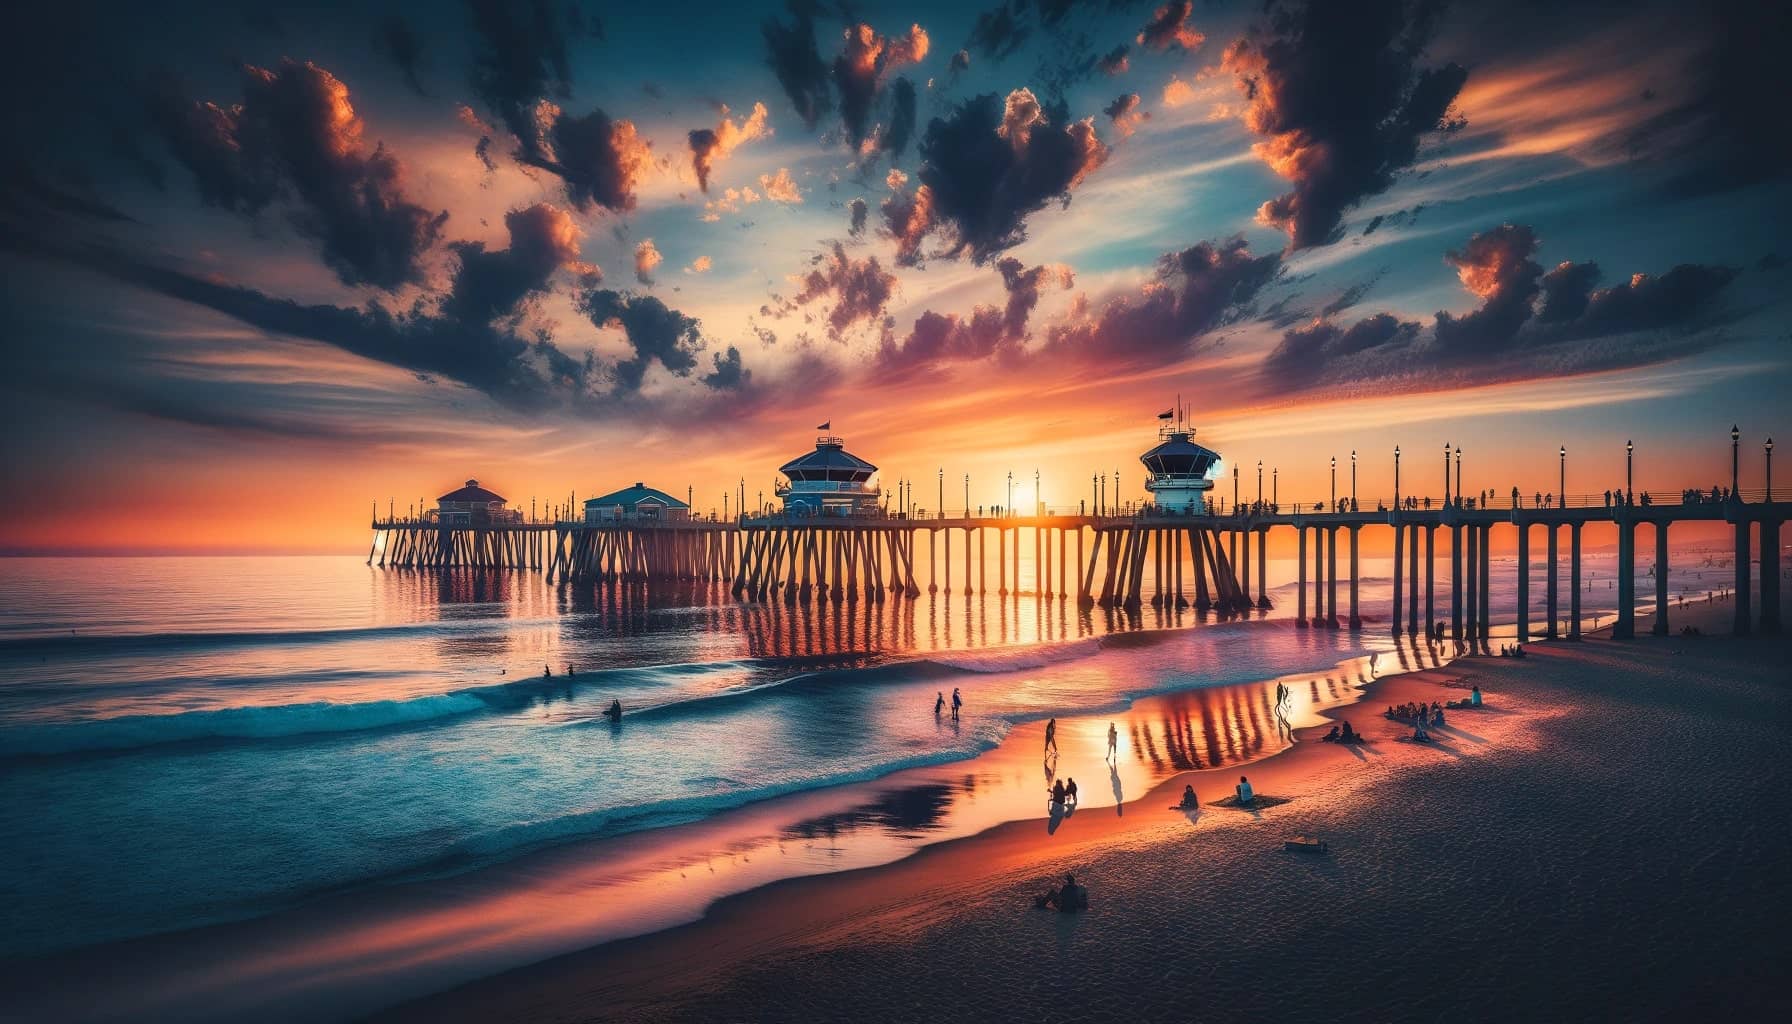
<box><xmin>432</xmin><ymin>479</ymin><xmax>521</xmax><ymax>525</ymax></box>
<box><xmin>776</xmin><ymin>434</ymin><xmax>882</xmax><ymax>516</ymax></box>
<box><xmin>584</xmin><ymin>483</ymin><xmax>691</xmax><ymax>522</ymax></box>
<box><xmin>1141</xmin><ymin>415</ymin><xmax>1219</xmax><ymax>515</ymax></box>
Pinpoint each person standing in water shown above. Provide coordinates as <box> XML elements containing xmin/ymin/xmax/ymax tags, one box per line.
<box><xmin>934</xmin><ymin>691</ymin><xmax>945</xmax><ymax>717</ymax></box>
<box><xmin>1044</xmin><ymin>717</ymin><xmax>1058</xmax><ymax>755</ymax></box>
<box><xmin>1106</xmin><ymin>721</ymin><xmax>1118</xmax><ymax>760</ymax></box>
<box><xmin>951</xmin><ymin>687</ymin><xmax>962</xmax><ymax>720</ymax></box>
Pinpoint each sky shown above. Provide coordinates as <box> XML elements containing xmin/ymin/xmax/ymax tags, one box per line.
<box><xmin>1</xmin><ymin>0</ymin><xmax>1787</xmax><ymax>554</ymax></box>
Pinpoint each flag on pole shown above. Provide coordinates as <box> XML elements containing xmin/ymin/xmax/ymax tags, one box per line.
<box><xmin>817</xmin><ymin>420</ymin><xmax>831</xmax><ymax>430</ymax></box>
<box><xmin>1157</xmin><ymin>409</ymin><xmax>1174</xmax><ymax>420</ymax></box>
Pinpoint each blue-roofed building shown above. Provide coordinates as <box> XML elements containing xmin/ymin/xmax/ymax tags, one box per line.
<box><xmin>1141</xmin><ymin>418</ymin><xmax>1220</xmax><ymax>515</ymax></box>
<box><xmin>583</xmin><ymin>482</ymin><xmax>691</xmax><ymax>523</ymax></box>
<box><xmin>776</xmin><ymin>435</ymin><xmax>882</xmax><ymax>515</ymax></box>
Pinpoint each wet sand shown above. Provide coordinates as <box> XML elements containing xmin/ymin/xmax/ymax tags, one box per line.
<box><xmin>384</xmin><ymin>594</ymin><xmax>1792</xmax><ymax>1023</ymax></box>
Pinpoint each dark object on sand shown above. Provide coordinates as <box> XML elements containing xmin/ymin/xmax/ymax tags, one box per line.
<box><xmin>1208</xmin><ymin>794</ymin><xmax>1292</xmax><ymax>810</ymax></box>
<box><xmin>1284</xmin><ymin>836</ymin><xmax>1329</xmax><ymax>854</ymax></box>
<box><xmin>1035</xmin><ymin>873</ymin><xmax>1089</xmax><ymax>912</ymax></box>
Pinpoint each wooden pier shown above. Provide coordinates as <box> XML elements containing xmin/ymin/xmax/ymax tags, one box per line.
<box><xmin>373</xmin><ymin>496</ymin><xmax>1787</xmax><ymax>642</ymax></box>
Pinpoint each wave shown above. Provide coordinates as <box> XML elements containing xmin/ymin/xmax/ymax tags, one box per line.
<box><xmin>0</xmin><ymin>619</ymin><xmax>553</xmax><ymax>657</ymax></box>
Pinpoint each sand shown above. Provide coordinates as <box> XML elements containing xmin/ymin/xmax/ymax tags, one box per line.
<box><xmin>382</xmin><ymin>595</ymin><xmax>1792</xmax><ymax>1023</ymax></box>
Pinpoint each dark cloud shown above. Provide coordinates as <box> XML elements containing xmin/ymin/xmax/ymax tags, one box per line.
<box><xmin>688</xmin><ymin>129</ymin><xmax>722</xmax><ymax>192</ymax></box>
<box><xmin>968</xmin><ymin>3</ymin><xmax>1029</xmax><ymax>60</ymax></box>
<box><xmin>834</xmin><ymin>23</ymin><xmax>930</xmax><ymax>150</ymax></box>
<box><xmin>762</xmin><ymin>0</ymin><xmax>832</xmax><ymax>130</ymax></box>
<box><xmin>907</xmin><ymin>89</ymin><xmax>1109</xmax><ymax>264</ymax></box>
<box><xmin>1318</xmin><ymin>269</ymin><xmax>1384</xmax><ymax>318</ymax></box>
<box><xmin>847</xmin><ymin>196</ymin><xmax>869</xmax><ymax>236</ymax></box>
<box><xmin>702</xmin><ymin>345</ymin><xmax>750</xmax><ymax>389</ymax></box>
<box><xmin>794</xmin><ymin>242</ymin><xmax>898</xmax><ymax>339</ymax></box>
<box><xmin>880</xmin><ymin>182</ymin><xmax>934</xmax><ymax>265</ymax></box>
<box><xmin>1259</xmin><ymin>224</ymin><xmax>1739</xmax><ymax>393</ymax></box>
<box><xmin>580</xmin><ymin>289</ymin><xmax>711</xmax><ymax>392</ymax></box>
<box><xmin>443</xmin><ymin>203</ymin><xmax>583</xmax><ymax>326</ymax></box>
<box><xmin>1</xmin><ymin>164</ymin><xmax>135</xmax><ymax>224</ymax></box>
<box><xmin>882</xmin><ymin>77</ymin><xmax>918</xmax><ymax>159</ymax></box>
<box><xmin>1136</xmin><ymin>1</ymin><xmax>1205</xmax><ymax>52</ymax></box>
<box><xmin>523</xmin><ymin>107</ymin><xmax>652</xmax><ymax>212</ymax></box>
<box><xmin>1098</xmin><ymin>45</ymin><xmax>1131</xmax><ymax>76</ymax></box>
<box><xmin>1103</xmin><ymin>93</ymin><xmax>1147</xmax><ymax>137</ymax></box>
<box><xmin>1224</xmin><ymin>0</ymin><xmax>1466</xmax><ymax>249</ymax></box>
<box><xmin>1046</xmin><ymin>237</ymin><xmax>1282</xmax><ymax>364</ymax></box>
<box><xmin>949</xmin><ymin>49</ymin><xmax>971</xmax><ymax>74</ymax></box>
<box><xmin>466</xmin><ymin>0</ymin><xmax>571</xmax><ymax>161</ymax></box>
<box><xmin>876</xmin><ymin>256</ymin><xmax>1073</xmax><ymax>375</ymax></box>
<box><xmin>148</xmin><ymin>59</ymin><xmax>447</xmax><ymax>290</ymax></box>
<box><xmin>374</xmin><ymin>14</ymin><xmax>426</xmax><ymax>96</ymax></box>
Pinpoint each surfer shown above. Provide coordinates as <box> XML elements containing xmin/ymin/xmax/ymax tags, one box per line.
<box><xmin>605</xmin><ymin>699</ymin><xmax>623</xmax><ymax>722</ymax></box>
<box><xmin>1044</xmin><ymin>717</ymin><xmax>1058</xmax><ymax>755</ymax></box>
<box><xmin>934</xmin><ymin>691</ymin><xmax>945</xmax><ymax>717</ymax></box>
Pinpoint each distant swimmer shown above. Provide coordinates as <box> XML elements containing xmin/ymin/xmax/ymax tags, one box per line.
<box><xmin>1044</xmin><ymin>717</ymin><xmax>1058</xmax><ymax>755</ymax></box>
<box><xmin>935</xmin><ymin>691</ymin><xmax>945</xmax><ymax>717</ymax></box>
<box><xmin>952</xmin><ymin>687</ymin><xmax>962</xmax><ymax>721</ymax></box>
<box><xmin>1107</xmin><ymin>721</ymin><xmax>1118</xmax><ymax>759</ymax></box>
<box><xmin>605</xmin><ymin>699</ymin><xmax>623</xmax><ymax>722</ymax></box>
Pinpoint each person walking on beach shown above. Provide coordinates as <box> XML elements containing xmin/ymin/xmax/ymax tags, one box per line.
<box><xmin>935</xmin><ymin>691</ymin><xmax>945</xmax><ymax>717</ymax></box>
<box><xmin>951</xmin><ymin>687</ymin><xmax>963</xmax><ymax>720</ymax></box>
<box><xmin>1044</xmin><ymin>717</ymin><xmax>1058</xmax><ymax>755</ymax></box>
<box><xmin>1106</xmin><ymin>721</ymin><xmax>1118</xmax><ymax>760</ymax></box>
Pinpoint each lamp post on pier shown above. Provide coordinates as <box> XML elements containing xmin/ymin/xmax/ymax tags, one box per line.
<box><xmin>1732</xmin><ymin>425</ymin><xmax>1740</xmax><ymax>497</ymax></box>
<box><xmin>938</xmin><ymin>468</ymin><xmax>943</xmax><ymax>519</ymax></box>
<box><xmin>965</xmin><ymin>474</ymin><xmax>970</xmax><ymax>518</ymax></box>
<box><xmin>1454</xmin><ymin>447</ymin><xmax>1461</xmax><ymax>505</ymax></box>
<box><xmin>1257</xmin><ymin>460</ymin><xmax>1262</xmax><ymax>509</ymax></box>
<box><xmin>1233</xmin><ymin>465</ymin><xmax>1239</xmax><ymax>513</ymax></box>
<box><xmin>1444</xmin><ymin>442</ymin><xmax>1451</xmax><ymax>506</ymax></box>
<box><xmin>1274</xmin><ymin>466</ymin><xmax>1279</xmax><ymax>508</ymax></box>
<box><xmin>1559</xmin><ymin>446</ymin><xmax>1565</xmax><ymax>508</ymax></box>
<box><xmin>1331</xmin><ymin>456</ymin><xmax>1337</xmax><ymax>512</ymax></box>
<box><xmin>1768</xmin><ymin>437</ymin><xmax>1774</xmax><ymax>502</ymax></box>
<box><xmin>1394</xmin><ymin>445</ymin><xmax>1401</xmax><ymax>508</ymax></box>
<box><xmin>1626</xmin><ymin>439</ymin><xmax>1633</xmax><ymax>503</ymax></box>
<box><xmin>1035</xmin><ymin>468</ymin><xmax>1041</xmax><ymax>515</ymax></box>
<box><xmin>1350</xmin><ymin>451</ymin><xmax>1356</xmax><ymax>510</ymax></box>
<box><xmin>1006</xmin><ymin>471</ymin><xmax>1013</xmax><ymax>518</ymax></box>
<box><xmin>1092</xmin><ymin>474</ymin><xmax>1099</xmax><ymax>516</ymax></box>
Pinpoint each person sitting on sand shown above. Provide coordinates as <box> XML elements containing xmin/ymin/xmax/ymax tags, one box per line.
<box><xmin>1470</xmin><ymin>685</ymin><xmax>1482</xmax><ymax>707</ymax></box>
<box><xmin>1051</xmin><ymin>779</ymin><xmax>1067</xmax><ymax>806</ymax></box>
<box><xmin>1236</xmin><ymin>775</ymin><xmax>1255</xmax><ymax>804</ymax></box>
<box><xmin>1340</xmin><ymin>721</ymin><xmax>1359</xmax><ymax>743</ymax></box>
<box><xmin>1179</xmin><ymin>784</ymin><xmax>1198</xmax><ymax>809</ymax></box>
<box><xmin>1412</xmin><ymin>714</ymin><xmax>1430</xmax><ymax>741</ymax></box>
<box><xmin>1432</xmin><ymin>706</ymin><xmax>1446</xmax><ymax>727</ymax></box>
<box><xmin>1038</xmin><ymin>873</ymin><xmax>1088</xmax><ymax>912</ymax></box>
<box><xmin>1065</xmin><ymin>777</ymin><xmax>1079</xmax><ymax>804</ymax></box>
<box><xmin>605</xmin><ymin>699</ymin><xmax>622</xmax><ymax>721</ymax></box>
<box><xmin>1322</xmin><ymin>725</ymin><xmax>1340</xmax><ymax>743</ymax></box>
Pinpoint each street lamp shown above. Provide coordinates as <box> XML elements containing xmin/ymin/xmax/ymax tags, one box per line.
<box><xmin>1331</xmin><ymin>455</ymin><xmax>1336</xmax><ymax>511</ymax></box>
<box><xmin>1732</xmin><ymin>425</ymin><xmax>1740</xmax><ymax>496</ymax></box>
<box><xmin>1274</xmin><ymin>466</ymin><xmax>1279</xmax><ymax>508</ymax></box>
<box><xmin>1092</xmin><ymin>474</ymin><xmax>1099</xmax><ymax>516</ymax></box>
<box><xmin>1559</xmin><ymin>446</ymin><xmax>1565</xmax><ymax>508</ymax></box>
<box><xmin>1454</xmin><ymin>446</ymin><xmax>1461</xmax><ymax>505</ymax></box>
<box><xmin>1350</xmin><ymin>450</ymin><xmax>1356</xmax><ymax>510</ymax></box>
<box><xmin>964</xmin><ymin>473</ymin><xmax>970</xmax><ymax>517</ymax></box>
<box><xmin>1257</xmin><ymin>460</ymin><xmax>1262</xmax><ymax>508</ymax></box>
<box><xmin>1626</xmin><ymin>439</ymin><xmax>1633</xmax><ymax>503</ymax></box>
<box><xmin>1006</xmin><ymin>471</ymin><xmax>1013</xmax><ymax>517</ymax></box>
<box><xmin>1035</xmin><ymin>468</ymin><xmax>1041</xmax><ymax>515</ymax></box>
<box><xmin>1233</xmin><ymin>464</ymin><xmax>1239</xmax><ymax>512</ymax></box>
<box><xmin>1394</xmin><ymin>445</ymin><xmax>1401</xmax><ymax>507</ymax></box>
<box><xmin>1767</xmin><ymin>437</ymin><xmax>1774</xmax><ymax>503</ymax></box>
<box><xmin>1444</xmin><ymin>442</ymin><xmax>1451</xmax><ymax>505</ymax></box>
<box><xmin>938</xmin><ymin>467</ymin><xmax>943</xmax><ymax>519</ymax></box>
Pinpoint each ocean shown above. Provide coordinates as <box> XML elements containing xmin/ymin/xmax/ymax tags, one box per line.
<box><xmin>0</xmin><ymin>543</ymin><xmax>1736</xmax><ymax>968</ymax></box>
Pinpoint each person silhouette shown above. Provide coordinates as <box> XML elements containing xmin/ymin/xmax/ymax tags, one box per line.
<box><xmin>934</xmin><ymin>691</ymin><xmax>945</xmax><ymax>717</ymax></box>
<box><xmin>1044</xmin><ymin>717</ymin><xmax>1058</xmax><ymax>755</ymax></box>
<box><xmin>1106</xmin><ymin>721</ymin><xmax>1118</xmax><ymax>760</ymax></box>
<box><xmin>951</xmin><ymin>687</ymin><xmax>962</xmax><ymax>720</ymax></box>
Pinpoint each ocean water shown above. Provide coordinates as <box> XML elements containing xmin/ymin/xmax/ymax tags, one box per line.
<box><xmin>0</xmin><ymin>542</ymin><xmax>1739</xmax><ymax>959</ymax></box>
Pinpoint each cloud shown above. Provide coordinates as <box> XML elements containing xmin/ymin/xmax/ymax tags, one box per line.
<box><xmin>374</xmin><ymin>15</ymin><xmax>426</xmax><ymax>96</ymax></box>
<box><xmin>523</xmin><ymin>105</ymin><xmax>653</xmax><ymax>212</ymax></box>
<box><xmin>634</xmin><ymin>238</ymin><xmax>663</xmax><ymax>284</ymax></box>
<box><xmin>880</xmin><ymin>182</ymin><xmax>935</xmax><ymax>265</ymax></box>
<box><xmin>1224</xmin><ymin>0</ymin><xmax>1467</xmax><ymax>249</ymax></box>
<box><xmin>1045</xmin><ymin>236</ymin><xmax>1281</xmax><ymax>365</ymax></box>
<box><xmin>759</xmin><ymin>167</ymin><xmax>803</xmax><ymax>204</ymax></box>
<box><xmin>1104</xmin><ymin>93</ymin><xmax>1148</xmax><ymax>138</ymax></box>
<box><xmin>794</xmin><ymin>242</ymin><xmax>898</xmax><ymax>339</ymax></box>
<box><xmin>702</xmin><ymin>345</ymin><xmax>750</xmax><ymax>389</ymax></box>
<box><xmin>834</xmin><ymin>22</ymin><xmax>930</xmax><ymax>149</ymax></box>
<box><xmin>882</xmin><ymin>77</ymin><xmax>918</xmax><ymax>159</ymax></box>
<box><xmin>762</xmin><ymin>0</ymin><xmax>832</xmax><ymax>130</ymax></box>
<box><xmin>686</xmin><ymin>255</ymin><xmax>713</xmax><ymax>274</ymax></box>
<box><xmin>906</xmin><ymin>89</ymin><xmax>1109</xmax><ymax>263</ymax></box>
<box><xmin>579</xmin><ymin>288</ymin><xmax>710</xmax><ymax>391</ymax></box>
<box><xmin>1137</xmin><ymin>1</ymin><xmax>1206</xmax><ymax>52</ymax></box>
<box><xmin>701</xmin><ymin>185</ymin><xmax>762</xmax><ymax>221</ymax></box>
<box><xmin>1098</xmin><ymin>46</ymin><xmax>1131</xmax><ymax>76</ymax></box>
<box><xmin>443</xmin><ymin>203</ymin><xmax>586</xmax><ymax>326</ymax></box>
<box><xmin>688</xmin><ymin>101</ymin><xmax>770</xmax><ymax>193</ymax></box>
<box><xmin>968</xmin><ymin>3</ymin><xmax>1028</xmax><ymax>60</ymax></box>
<box><xmin>949</xmin><ymin>49</ymin><xmax>972</xmax><ymax>74</ymax></box>
<box><xmin>847</xmin><ymin>196</ymin><xmax>869</xmax><ymax>236</ymax></box>
<box><xmin>148</xmin><ymin>59</ymin><xmax>447</xmax><ymax>290</ymax></box>
<box><xmin>1259</xmin><ymin>224</ymin><xmax>1740</xmax><ymax>393</ymax></box>
<box><xmin>1162</xmin><ymin>77</ymin><xmax>1196</xmax><ymax>107</ymax></box>
<box><xmin>466</xmin><ymin>0</ymin><xmax>571</xmax><ymax>162</ymax></box>
<box><xmin>874</xmin><ymin>255</ymin><xmax>1073</xmax><ymax>375</ymax></box>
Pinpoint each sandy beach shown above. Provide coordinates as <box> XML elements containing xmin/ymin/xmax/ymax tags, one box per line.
<box><xmin>383</xmin><ymin>593</ymin><xmax>1792</xmax><ymax>1023</ymax></box>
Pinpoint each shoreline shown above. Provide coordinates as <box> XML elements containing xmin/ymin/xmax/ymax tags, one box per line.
<box><xmin>381</xmin><ymin>589</ymin><xmax>1791</xmax><ymax>1022</ymax></box>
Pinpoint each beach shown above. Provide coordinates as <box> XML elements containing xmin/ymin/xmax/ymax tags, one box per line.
<box><xmin>384</xmin><ymin>593</ymin><xmax>1792</xmax><ymax>1023</ymax></box>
